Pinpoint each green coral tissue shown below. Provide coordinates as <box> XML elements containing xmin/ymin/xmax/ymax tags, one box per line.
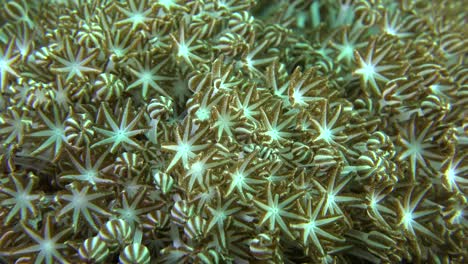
<box><xmin>0</xmin><ymin>0</ymin><xmax>466</xmax><ymax>263</ymax></box>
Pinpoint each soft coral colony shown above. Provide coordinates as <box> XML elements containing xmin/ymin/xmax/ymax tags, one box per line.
<box><xmin>0</xmin><ymin>0</ymin><xmax>466</xmax><ymax>263</ymax></box>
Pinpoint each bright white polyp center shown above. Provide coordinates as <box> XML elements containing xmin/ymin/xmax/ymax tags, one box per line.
<box><xmin>159</xmin><ymin>0</ymin><xmax>176</xmax><ymax>8</ymax></box>
<box><xmin>362</xmin><ymin>64</ymin><xmax>375</xmax><ymax>77</ymax></box>
<box><xmin>190</xmin><ymin>161</ymin><xmax>204</xmax><ymax>175</ymax></box>
<box><xmin>16</xmin><ymin>192</ymin><xmax>29</xmax><ymax>206</ymax></box>
<box><xmin>112</xmin><ymin>48</ymin><xmax>124</xmax><ymax>57</ymax></box>
<box><xmin>407</xmin><ymin>142</ymin><xmax>422</xmax><ymax>156</ymax></box>
<box><xmin>85</xmin><ymin>170</ymin><xmax>97</xmax><ymax>182</ymax></box>
<box><xmin>267</xmin><ymin>128</ymin><xmax>280</xmax><ymax>140</ymax></box>
<box><xmin>320</xmin><ymin>127</ymin><xmax>333</xmax><ymax>143</ymax></box>
<box><xmin>271</xmin><ymin>206</ymin><xmax>279</xmax><ymax>215</ymax></box>
<box><xmin>53</xmin><ymin>127</ymin><xmax>64</xmax><ymax>136</ymax></box>
<box><xmin>142</xmin><ymin>71</ymin><xmax>153</xmax><ymax>81</ymax></box>
<box><xmin>73</xmin><ymin>194</ymin><xmax>87</xmax><ymax>208</ymax></box>
<box><xmin>446</xmin><ymin>168</ymin><xmax>457</xmax><ymax>183</ymax></box>
<box><xmin>326</xmin><ymin>193</ymin><xmax>336</xmax><ymax>210</ymax></box>
<box><xmin>386</xmin><ymin>27</ymin><xmax>397</xmax><ymax>36</ymax></box>
<box><xmin>179</xmin><ymin>144</ymin><xmax>191</xmax><ymax>154</ymax></box>
<box><xmin>196</xmin><ymin>108</ymin><xmax>211</xmax><ymax>121</ymax></box>
<box><xmin>70</xmin><ymin>61</ymin><xmax>81</xmax><ymax>69</ymax></box>
<box><xmin>218</xmin><ymin>115</ymin><xmax>231</xmax><ymax>126</ymax></box>
<box><xmin>243</xmin><ymin>108</ymin><xmax>252</xmax><ymax>118</ymax></box>
<box><xmin>178</xmin><ymin>44</ymin><xmax>189</xmax><ymax>57</ymax></box>
<box><xmin>217</xmin><ymin>0</ymin><xmax>227</xmax><ymax>8</ymax></box>
<box><xmin>293</xmin><ymin>90</ymin><xmax>305</xmax><ymax>104</ymax></box>
<box><xmin>40</xmin><ymin>239</ymin><xmax>55</xmax><ymax>252</ymax></box>
<box><xmin>308</xmin><ymin>221</ymin><xmax>316</xmax><ymax>229</ymax></box>
<box><xmin>131</xmin><ymin>13</ymin><xmax>144</xmax><ymax>24</ymax></box>
<box><xmin>116</xmin><ymin>129</ymin><xmax>127</xmax><ymax>140</ymax></box>
<box><xmin>233</xmin><ymin>172</ymin><xmax>245</xmax><ymax>184</ymax></box>
<box><xmin>402</xmin><ymin>211</ymin><xmax>413</xmax><ymax>227</ymax></box>
<box><xmin>341</xmin><ymin>45</ymin><xmax>354</xmax><ymax>58</ymax></box>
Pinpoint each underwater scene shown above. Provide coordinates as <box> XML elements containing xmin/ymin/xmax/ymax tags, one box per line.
<box><xmin>0</xmin><ymin>0</ymin><xmax>466</xmax><ymax>263</ymax></box>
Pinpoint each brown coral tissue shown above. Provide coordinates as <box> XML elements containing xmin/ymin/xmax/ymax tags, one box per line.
<box><xmin>0</xmin><ymin>0</ymin><xmax>467</xmax><ymax>263</ymax></box>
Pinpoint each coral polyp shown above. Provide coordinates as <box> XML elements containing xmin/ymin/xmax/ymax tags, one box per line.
<box><xmin>0</xmin><ymin>0</ymin><xmax>466</xmax><ymax>263</ymax></box>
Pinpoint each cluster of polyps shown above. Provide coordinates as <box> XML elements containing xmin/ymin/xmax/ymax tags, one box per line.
<box><xmin>0</xmin><ymin>0</ymin><xmax>466</xmax><ymax>263</ymax></box>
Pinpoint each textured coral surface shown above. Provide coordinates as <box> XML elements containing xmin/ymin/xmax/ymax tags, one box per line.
<box><xmin>0</xmin><ymin>0</ymin><xmax>466</xmax><ymax>263</ymax></box>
